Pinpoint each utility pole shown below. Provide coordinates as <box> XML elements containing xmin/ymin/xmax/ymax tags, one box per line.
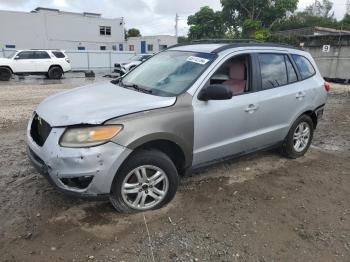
<box><xmin>175</xmin><ymin>13</ymin><xmax>179</xmax><ymax>38</ymax></box>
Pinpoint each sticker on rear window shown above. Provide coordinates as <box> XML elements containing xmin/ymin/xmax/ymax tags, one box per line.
<box><xmin>187</xmin><ymin>56</ymin><xmax>209</xmax><ymax>65</ymax></box>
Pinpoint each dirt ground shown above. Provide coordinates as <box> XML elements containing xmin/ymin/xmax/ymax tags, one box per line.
<box><xmin>0</xmin><ymin>76</ymin><xmax>349</xmax><ymax>262</ymax></box>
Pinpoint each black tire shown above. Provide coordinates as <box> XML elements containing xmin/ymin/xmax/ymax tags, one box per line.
<box><xmin>110</xmin><ymin>149</ymin><xmax>179</xmax><ymax>213</ymax></box>
<box><xmin>0</xmin><ymin>67</ymin><xmax>12</xmax><ymax>81</ymax></box>
<box><xmin>48</xmin><ymin>66</ymin><xmax>63</xmax><ymax>79</ymax></box>
<box><xmin>280</xmin><ymin>114</ymin><xmax>314</xmax><ymax>159</ymax></box>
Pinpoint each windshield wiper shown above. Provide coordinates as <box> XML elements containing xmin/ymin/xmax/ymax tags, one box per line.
<box><xmin>122</xmin><ymin>82</ymin><xmax>152</xmax><ymax>94</ymax></box>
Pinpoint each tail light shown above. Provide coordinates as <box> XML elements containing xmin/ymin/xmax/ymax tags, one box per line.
<box><xmin>324</xmin><ymin>82</ymin><xmax>330</xmax><ymax>92</ymax></box>
<box><xmin>65</xmin><ymin>58</ymin><xmax>71</xmax><ymax>63</ymax></box>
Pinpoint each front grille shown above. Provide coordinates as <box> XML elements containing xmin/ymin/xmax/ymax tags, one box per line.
<box><xmin>30</xmin><ymin>114</ymin><xmax>52</xmax><ymax>146</ymax></box>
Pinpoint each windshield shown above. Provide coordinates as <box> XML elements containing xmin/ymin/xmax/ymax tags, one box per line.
<box><xmin>121</xmin><ymin>51</ymin><xmax>216</xmax><ymax>97</ymax></box>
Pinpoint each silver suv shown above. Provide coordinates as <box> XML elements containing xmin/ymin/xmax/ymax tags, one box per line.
<box><xmin>27</xmin><ymin>43</ymin><xmax>329</xmax><ymax>213</ymax></box>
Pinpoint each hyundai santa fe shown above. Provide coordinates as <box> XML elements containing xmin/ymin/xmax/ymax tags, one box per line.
<box><xmin>27</xmin><ymin>42</ymin><xmax>329</xmax><ymax>213</ymax></box>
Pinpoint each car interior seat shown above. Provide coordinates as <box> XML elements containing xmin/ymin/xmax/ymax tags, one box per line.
<box><xmin>223</xmin><ymin>62</ymin><xmax>246</xmax><ymax>95</ymax></box>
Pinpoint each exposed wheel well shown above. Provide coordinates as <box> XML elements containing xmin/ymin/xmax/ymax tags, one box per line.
<box><xmin>0</xmin><ymin>66</ymin><xmax>13</xmax><ymax>74</ymax></box>
<box><xmin>302</xmin><ymin>110</ymin><xmax>318</xmax><ymax>129</ymax></box>
<box><xmin>132</xmin><ymin>140</ymin><xmax>187</xmax><ymax>175</ymax></box>
<box><xmin>49</xmin><ymin>65</ymin><xmax>63</xmax><ymax>71</ymax></box>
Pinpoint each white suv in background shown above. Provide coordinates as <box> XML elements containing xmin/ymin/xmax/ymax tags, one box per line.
<box><xmin>0</xmin><ymin>50</ymin><xmax>71</xmax><ymax>81</ymax></box>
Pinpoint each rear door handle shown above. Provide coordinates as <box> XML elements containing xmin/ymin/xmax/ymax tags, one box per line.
<box><xmin>245</xmin><ymin>104</ymin><xmax>259</xmax><ymax>113</ymax></box>
<box><xmin>296</xmin><ymin>91</ymin><xmax>306</xmax><ymax>99</ymax></box>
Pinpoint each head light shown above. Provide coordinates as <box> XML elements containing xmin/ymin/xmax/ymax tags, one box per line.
<box><xmin>60</xmin><ymin>125</ymin><xmax>123</xmax><ymax>148</ymax></box>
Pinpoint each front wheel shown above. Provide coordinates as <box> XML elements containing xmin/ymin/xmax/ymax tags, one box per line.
<box><xmin>110</xmin><ymin>150</ymin><xmax>179</xmax><ymax>213</ymax></box>
<box><xmin>280</xmin><ymin>114</ymin><xmax>314</xmax><ymax>159</ymax></box>
<box><xmin>0</xmin><ymin>67</ymin><xmax>12</xmax><ymax>81</ymax></box>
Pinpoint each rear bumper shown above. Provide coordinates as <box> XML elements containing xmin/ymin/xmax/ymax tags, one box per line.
<box><xmin>26</xmin><ymin>116</ymin><xmax>132</xmax><ymax>198</ymax></box>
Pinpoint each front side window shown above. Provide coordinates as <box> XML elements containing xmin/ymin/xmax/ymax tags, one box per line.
<box><xmin>17</xmin><ymin>51</ymin><xmax>36</xmax><ymax>59</ymax></box>
<box><xmin>258</xmin><ymin>54</ymin><xmax>288</xmax><ymax>89</ymax></box>
<box><xmin>121</xmin><ymin>51</ymin><xmax>216</xmax><ymax>97</ymax></box>
<box><xmin>292</xmin><ymin>54</ymin><xmax>315</xmax><ymax>79</ymax></box>
<box><xmin>208</xmin><ymin>54</ymin><xmax>251</xmax><ymax>96</ymax></box>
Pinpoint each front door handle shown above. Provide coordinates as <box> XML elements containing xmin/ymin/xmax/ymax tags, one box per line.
<box><xmin>296</xmin><ymin>91</ymin><xmax>306</xmax><ymax>99</ymax></box>
<box><xmin>245</xmin><ymin>104</ymin><xmax>259</xmax><ymax>113</ymax></box>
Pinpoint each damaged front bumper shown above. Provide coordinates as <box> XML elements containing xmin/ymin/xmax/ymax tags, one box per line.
<box><xmin>26</xmin><ymin>120</ymin><xmax>132</xmax><ymax>198</ymax></box>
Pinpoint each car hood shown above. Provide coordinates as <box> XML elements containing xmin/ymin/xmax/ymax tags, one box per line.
<box><xmin>0</xmin><ymin>58</ymin><xmax>11</xmax><ymax>64</ymax></box>
<box><xmin>36</xmin><ymin>81</ymin><xmax>176</xmax><ymax>127</ymax></box>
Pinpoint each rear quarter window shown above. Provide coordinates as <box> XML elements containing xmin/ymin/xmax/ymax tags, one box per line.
<box><xmin>292</xmin><ymin>54</ymin><xmax>315</xmax><ymax>79</ymax></box>
<box><xmin>52</xmin><ymin>51</ymin><xmax>66</xmax><ymax>58</ymax></box>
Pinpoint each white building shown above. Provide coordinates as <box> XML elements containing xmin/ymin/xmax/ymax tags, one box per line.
<box><xmin>0</xmin><ymin>7</ymin><xmax>125</xmax><ymax>51</ymax></box>
<box><xmin>127</xmin><ymin>35</ymin><xmax>178</xmax><ymax>54</ymax></box>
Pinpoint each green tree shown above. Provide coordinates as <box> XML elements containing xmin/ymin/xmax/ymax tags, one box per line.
<box><xmin>340</xmin><ymin>14</ymin><xmax>350</xmax><ymax>30</ymax></box>
<box><xmin>220</xmin><ymin>0</ymin><xmax>298</xmax><ymax>35</ymax></box>
<box><xmin>126</xmin><ymin>28</ymin><xmax>141</xmax><ymax>38</ymax></box>
<box><xmin>187</xmin><ymin>6</ymin><xmax>227</xmax><ymax>40</ymax></box>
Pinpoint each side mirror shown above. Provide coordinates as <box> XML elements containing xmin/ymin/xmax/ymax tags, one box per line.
<box><xmin>14</xmin><ymin>56</ymin><xmax>20</xmax><ymax>60</ymax></box>
<box><xmin>198</xmin><ymin>84</ymin><xmax>233</xmax><ymax>101</ymax></box>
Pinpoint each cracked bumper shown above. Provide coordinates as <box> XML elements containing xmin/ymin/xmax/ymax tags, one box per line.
<box><xmin>26</xmin><ymin>121</ymin><xmax>132</xmax><ymax>198</ymax></box>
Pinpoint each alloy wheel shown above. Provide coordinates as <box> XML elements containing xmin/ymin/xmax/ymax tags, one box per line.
<box><xmin>121</xmin><ymin>165</ymin><xmax>169</xmax><ymax>210</ymax></box>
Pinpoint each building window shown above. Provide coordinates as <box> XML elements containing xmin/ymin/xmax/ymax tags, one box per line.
<box><xmin>129</xmin><ymin>45</ymin><xmax>134</xmax><ymax>51</ymax></box>
<box><xmin>100</xmin><ymin>46</ymin><xmax>106</xmax><ymax>51</ymax></box>
<box><xmin>100</xmin><ymin>26</ymin><xmax>111</xmax><ymax>36</ymax></box>
<box><xmin>78</xmin><ymin>46</ymin><xmax>86</xmax><ymax>50</ymax></box>
<box><xmin>112</xmin><ymin>45</ymin><xmax>117</xmax><ymax>51</ymax></box>
<box><xmin>5</xmin><ymin>44</ymin><xmax>16</xmax><ymax>49</ymax></box>
<box><xmin>119</xmin><ymin>44</ymin><xmax>123</xmax><ymax>51</ymax></box>
<box><xmin>159</xmin><ymin>45</ymin><xmax>167</xmax><ymax>51</ymax></box>
<box><xmin>147</xmin><ymin>44</ymin><xmax>153</xmax><ymax>52</ymax></box>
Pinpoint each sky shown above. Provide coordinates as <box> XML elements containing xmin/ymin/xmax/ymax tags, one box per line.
<box><xmin>0</xmin><ymin>0</ymin><xmax>348</xmax><ymax>36</ymax></box>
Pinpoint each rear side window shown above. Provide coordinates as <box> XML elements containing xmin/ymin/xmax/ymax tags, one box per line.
<box><xmin>292</xmin><ymin>54</ymin><xmax>315</xmax><ymax>79</ymax></box>
<box><xmin>285</xmin><ymin>56</ymin><xmax>298</xmax><ymax>83</ymax></box>
<box><xmin>258</xmin><ymin>54</ymin><xmax>287</xmax><ymax>89</ymax></box>
<box><xmin>35</xmin><ymin>51</ymin><xmax>50</xmax><ymax>59</ymax></box>
<box><xmin>52</xmin><ymin>51</ymin><xmax>66</xmax><ymax>58</ymax></box>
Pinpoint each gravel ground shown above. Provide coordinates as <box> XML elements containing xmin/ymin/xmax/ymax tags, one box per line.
<box><xmin>0</xmin><ymin>77</ymin><xmax>349</xmax><ymax>262</ymax></box>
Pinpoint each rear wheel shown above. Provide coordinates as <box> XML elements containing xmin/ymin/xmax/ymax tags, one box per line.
<box><xmin>48</xmin><ymin>66</ymin><xmax>63</xmax><ymax>79</ymax></box>
<box><xmin>0</xmin><ymin>67</ymin><xmax>12</xmax><ymax>81</ymax></box>
<box><xmin>110</xmin><ymin>150</ymin><xmax>179</xmax><ymax>213</ymax></box>
<box><xmin>280</xmin><ymin>114</ymin><xmax>314</xmax><ymax>158</ymax></box>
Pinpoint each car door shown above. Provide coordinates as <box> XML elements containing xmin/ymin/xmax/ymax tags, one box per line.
<box><xmin>13</xmin><ymin>51</ymin><xmax>37</xmax><ymax>73</ymax></box>
<box><xmin>192</xmin><ymin>51</ymin><xmax>263</xmax><ymax>166</ymax></box>
<box><xmin>241</xmin><ymin>52</ymin><xmax>304</xmax><ymax>151</ymax></box>
<box><xmin>34</xmin><ymin>51</ymin><xmax>52</xmax><ymax>72</ymax></box>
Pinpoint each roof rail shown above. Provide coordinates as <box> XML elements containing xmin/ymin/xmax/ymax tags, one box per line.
<box><xmin>212</xmin><ymin>42</ymin><xmax>300</xmax><ymax>53</ymax></box>
<box><xmin>191</xmin><ymin>38</ymin><xmax>262</xmax><ymax>44</ymax></box>
<box><xmin>168</xmin><ymin>39</ymin><xmax>300</xmax><ymax>53</ymax></box>
<box><xmin>30</xmin><ymin>49</ymin><xmax>61</xmax><ymax>50</ymax></box>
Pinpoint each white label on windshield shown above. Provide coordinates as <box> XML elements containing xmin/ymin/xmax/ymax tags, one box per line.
<box><xmin>187</xmin><ymin>56</ymin><xmax>209</xmax><ymax>65</ymax></box>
